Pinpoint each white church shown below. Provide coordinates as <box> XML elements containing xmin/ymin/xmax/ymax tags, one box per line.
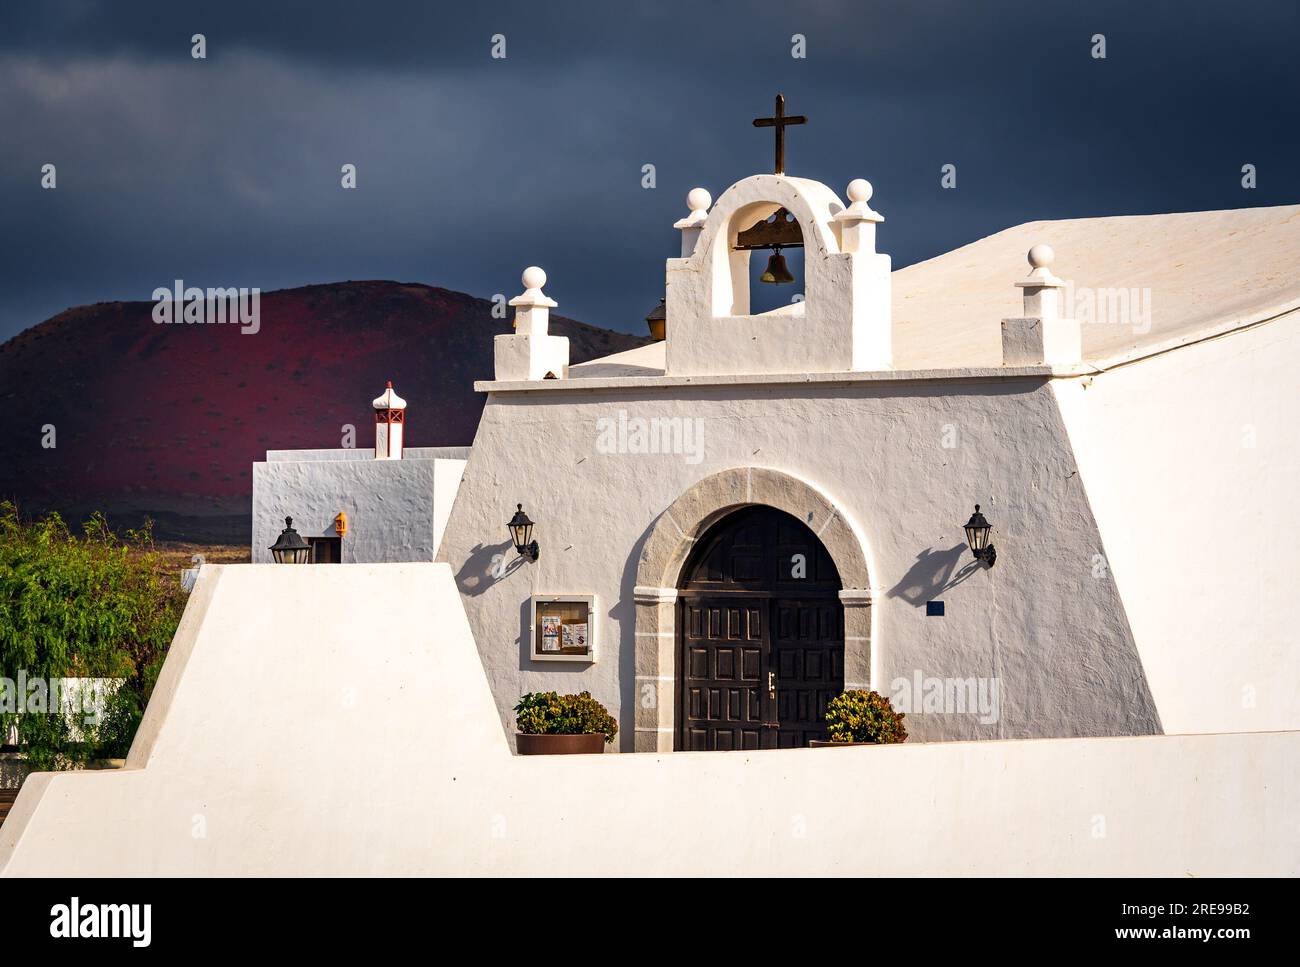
<box><xmin>3</xmin><ymin>100</ymin><xmax>1298</xmax><ymax>875</ymax></box>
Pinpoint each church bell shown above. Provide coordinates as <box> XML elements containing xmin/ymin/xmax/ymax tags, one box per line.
<box><xmin>760</xmin><ymin>246</ymin><xmax>795</xmax><ymax>285</ymax></box>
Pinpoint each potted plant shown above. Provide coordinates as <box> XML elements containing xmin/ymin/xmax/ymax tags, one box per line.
<box><xmin>810</xmin><ymin>689</ymin><xmax>908</xmax><ymax>747</ymax></box>
<box><xmin>514</xmin><ymin>691</ymin><xmax>618</xmax><ymax>755</ymax></box>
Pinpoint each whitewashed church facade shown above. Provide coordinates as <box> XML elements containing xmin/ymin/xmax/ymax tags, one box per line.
<box><xmin>441</xmin><ymin>171</ymin><xmax>1163</xmax><ymax>752</ymax></box>
<box><xmin>6</xmin><ymin>136</ymin><xmax>1299</xmax><ymax>875</ymax></box>
<box><xmin>248</xmin><ymin>156</ymin><xmax>1297</xmax><ymax>753</ymax></box>
<box><xmin>457</xmin><ymin>166</ymin><xmax>1293</xmax><ymax>752</ymax></box>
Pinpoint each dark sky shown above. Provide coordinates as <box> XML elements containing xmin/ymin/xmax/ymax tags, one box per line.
<box><xmin>2</xmin><ymin>0</ymin><xmax>1298</xmax><ymax>340</ymax></box>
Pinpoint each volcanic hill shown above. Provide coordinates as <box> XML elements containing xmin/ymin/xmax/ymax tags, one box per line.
<box><xmin>0</xmin><ymin>281</ymin><xmax>646</xmax><ymax>541</ymax></box>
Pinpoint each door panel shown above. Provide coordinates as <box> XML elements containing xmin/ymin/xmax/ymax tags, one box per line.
<box><xmin>772</xmin><ymin>598</ymin><xmax>844</xmax><ymax>748</ymax></box>
<box><xmin>678</xmin><ymin>598</ymin><xmax>765</xmax><ymax>751</ymax></box>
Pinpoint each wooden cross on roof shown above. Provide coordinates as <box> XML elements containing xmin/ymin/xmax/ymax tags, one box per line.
<box><xmin>752</xmin><ymin>94</ymin><xmax>807</xmax><ymax>175</ymax></box>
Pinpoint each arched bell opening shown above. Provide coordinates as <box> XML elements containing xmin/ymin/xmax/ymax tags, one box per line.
<box><xmin>744</xmin><ymin>209</ymin><xmax>806</xmax><ymax>315</ymax></box>
<box><xmin>713</xmin><ymin>201</ymin><xmax>808</xmax><ymax>318</ymax></box>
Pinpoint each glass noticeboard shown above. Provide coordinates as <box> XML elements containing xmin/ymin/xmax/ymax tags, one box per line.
<box><xmin>530</xmin><ymin>594</ymin><xmax>596</xmax><ymax>662</ymax></box>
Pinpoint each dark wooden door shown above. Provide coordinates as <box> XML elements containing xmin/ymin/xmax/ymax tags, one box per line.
<box><xmin>679</xmin><ymin>598</ymin><xmax>765</xmax><ymax>751</ymax></box>
<box><xmin>772</xmin><ymin>598</ymin><xmax>845</xmax><ymax>748</ymax></box>
<box><xmin>676</xmin><ymin>506</ymin><xmax>843</xmax><ymax>751</ymax></box>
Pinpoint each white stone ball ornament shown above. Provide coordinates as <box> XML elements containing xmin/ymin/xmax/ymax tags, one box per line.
<box><xmin>511</xmin><ymin>264</ymin><xmax>557</xmax><ymax>311</ymax></box>
<box><xmin>522</xmin><ymin>266</ymin><xmax>547</xmax><ymax>291</ymax></box>
<box><xmin>1017</xmin><ymin>243</ymin><xmax>1066</xmax><ymax>291</ymax></box>
<box><xmin>846</xmin><ymin>178</ymin><xmax>873</xmax><ymax>204</ymax></box>
<box><xmin>687</xmin><ymin>187</ymin><xmax>712</xmax><ymax>212</ymax></box>
<box><xmin>1027</xmin><ymin>244</ymin><xmax>1055</xmax><ymax>269</ymax></box>
<box><xmin>835</xmin><ymin>178</ymin><xmax>882</xmax><ymax>227</ymax></box>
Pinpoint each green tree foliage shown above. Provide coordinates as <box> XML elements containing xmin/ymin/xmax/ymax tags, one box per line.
<box><xmin>825</xmin><ymin>689</ymin><xmax>908</xmax><ymax>744</ymax></box>
<box><xmin>0</xmin><ymin>502</ymin><xmax>183</xmax><ymax>770</ymax></box>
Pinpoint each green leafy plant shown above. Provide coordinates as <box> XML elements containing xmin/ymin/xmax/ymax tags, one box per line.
<box><xmin>0</xmin><ymin>502</ymin><xmax>183</xmax><ymax>770</ymax></box>
<box><xmin>514</xmin><ymin>691</ymin><xmax>618</xmax><ymax>744</ymax></box>
<box><xmin>825</xmin><ymin>689</ymin><xmax>908</xmax><ymax>744</ymax></box>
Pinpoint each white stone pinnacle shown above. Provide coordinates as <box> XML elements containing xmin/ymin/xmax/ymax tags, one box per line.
<box><xmin>503</xmin><ymin>262</ymin><xmax>566</xmax><ymax>376</ymax></box>
<box><xmin>831</xmin><ymin>178</ymin><xmax>884</xmax><ymax>256</ymax></box>
<box><xmin>673</xmin><ymin>188</ymin><xmax>712</xmax><ymax>229</ymax></box>
<box><xmin>1017</xmin><ymin>244</ymin><xmax>1067</xmax><ymax>288</ymax></box>
<box><xmin>834</xmin><ymin>178</ymin><xmax>883</xmax><ymax>224</ymax></box>
<box><xmin>1002</xmin><ymin>243</ymin><xmax>1079</xmax><ymax>365</ymax></box>
<box><xmin>510</xmin><ymin>265</ymin><xmax>558</xmax><ymax>308</ymax></box>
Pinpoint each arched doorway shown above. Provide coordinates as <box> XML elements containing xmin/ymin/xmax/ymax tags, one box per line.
<box><xmin>676</xmin><ymin>505</ymin><xmax>844</xmax><ymax>751</ymax></box>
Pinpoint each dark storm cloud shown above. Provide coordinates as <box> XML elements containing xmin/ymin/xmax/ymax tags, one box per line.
<box><xmin>1</xmin><ymin>0</ymin><xmax>1298</xmax><ymax>340</ymax></box>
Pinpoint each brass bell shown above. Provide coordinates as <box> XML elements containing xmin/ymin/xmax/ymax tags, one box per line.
<box><xmin>760</xmin><ymin>246</ymin><xmax>795</xmax><ymax>284</ymax></box>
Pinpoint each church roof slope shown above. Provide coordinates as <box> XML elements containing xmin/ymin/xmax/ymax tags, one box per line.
<box><xmin>570</xmin><ymin>203</ymin><xmax>1300</xmax><ymax>378</ymax></box>
<box><xmin>568</xmin><ymin>341</ymin><xmax>666</xmax><ymax>378</ymax></box>
<box><xmin>893</xmin><ymin>203</ymin><xmax>1300</xmax><ymax>370</ymax></box>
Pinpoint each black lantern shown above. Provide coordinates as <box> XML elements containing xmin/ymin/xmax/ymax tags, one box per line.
<box><xmin>760</xmin><ymin>245</ymin><xmax>796</xmax><ymax>284</ymax></box>
<box><xmin>963</xmin><ymin>504</ymin><xmax>996</xmax><ymax>567</ymax></box>
<box><xmin>269</xmin><ymin>516</ymin><xmax>311</xmax><ymax>564</ymax></box>
<box><xmin>508</xmin><ymin>503</ymin><xmax>539</xmax><ymax>562</ymax></box>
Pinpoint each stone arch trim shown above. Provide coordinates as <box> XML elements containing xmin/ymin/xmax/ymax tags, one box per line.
<box><xmin>636</xmin><ymin>467</ymin><xmax>870</xmax><ymax>591</ymax></box>
<box><xmin>631</xmin><ymin>467</ymin><xmax>874</xmax><ymax>752</ymax></box>
<box><xmin>692</xmin><ymin>174</ymin><xmax>845</xmax><ymax>318</ymax></box>
<box><xmin>693</xmin><ymin>174</ymin><xmax>843</xmax><ymax>264</ymax></box>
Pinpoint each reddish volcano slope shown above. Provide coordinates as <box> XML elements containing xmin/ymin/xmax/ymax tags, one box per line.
<box><xmin>0</xmin><ymin>281</ymin><xmax>645</xmax><ymax>541</ymax></box>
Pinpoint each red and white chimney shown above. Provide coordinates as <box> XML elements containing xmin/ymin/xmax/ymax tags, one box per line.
<box><xmin>372</xmin><ymin>381</ymin><xmax>407</xmax><ymax>460</ymax></box>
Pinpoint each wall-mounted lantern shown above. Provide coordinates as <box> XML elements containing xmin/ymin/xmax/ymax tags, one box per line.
<box><xmin>963</xmin><ymin>504</ymin><xmax>997</xmax><ymax>567</ymax></box>
<box><xmin>269</xmin><ymin>516</ymin><xmax>311</xmax><ymax>564</ymax></box>
<box><xmin>645</xmin><ymin>299</ymin><xmax>666</xmax><ymax>342</ymax></box>
<box><xmin>334</xmin><ymin>512</ymin><xmax>348</xmax><ymax>537</ymax></box>
<box><xmin>508</xmin><ymin>504</ymin><xmax>539</xmax><ymax>562</ymax></box>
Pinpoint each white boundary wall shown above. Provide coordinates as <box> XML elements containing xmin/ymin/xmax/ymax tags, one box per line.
<box><xmin>251</xmin><ymin>448</ymin><xmax>468</xmax><ymax>563</ymax></box>
<box><xmin>1</xmin><ymin>563</ymin><xmax>1295</xmax><ymax>876</ymax></box>
<box><xmin>1055</xmin><ymin>312</ymin><xmax>1300</xmax><ymax>733</ymax></box>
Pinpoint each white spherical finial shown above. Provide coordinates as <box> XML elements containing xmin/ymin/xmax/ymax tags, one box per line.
<box><xmin>687</xmin><ymin>187</ymin><xmax>712</xmax><ymax>212</ymax></box>
<box><xmin>1027</xmin><ymin>244</ymin><xmax>1055</xmax><ymax>270</ymax></box>
<box><xmin>522</xmin><ymin>266</ymin><xmax>547</xmax><ymax>290</ymax></box>
<box><xmin>846</xmin><ymin>179</ymin><xmax>873</xmax><ymax>204</ymax></box>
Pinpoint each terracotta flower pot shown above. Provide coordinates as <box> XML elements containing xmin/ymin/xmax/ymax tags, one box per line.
<box><xmin>515</xmin><ymin>732</ymin><xmax>606</xmax><ymax>755</ymax></box>
<box><xmin>807</xmin><ymin>739</ymin><xmax>878</xmax><ymax>748</ymax></box>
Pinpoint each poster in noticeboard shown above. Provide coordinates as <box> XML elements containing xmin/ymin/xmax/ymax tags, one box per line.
<box><xmin>540</xmin><ymin>615</ymin><xmax>562</xmax><ymax>653</ymax></box>
<box><xmin>530</xmin><ymin>595</ymin><xmax>596</xmax><ymax>662</ymax></box>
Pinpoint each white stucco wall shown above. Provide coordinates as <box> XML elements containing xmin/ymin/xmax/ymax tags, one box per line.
<box><xmin>1054</xmin><ymin>311</ymin><xmax>1300</xmax><ymax>734</ymax></box>
<box><xmin>2</xmin><ymin>563</ymin><xmax>1293</xmax><ymax>877</ymax></box>
<box><xmin>251</xmin><ymin>447</ymin><xmax>468</xmax><ymax>563</ymax></box>
<box><xmin>437</xmin><ymin>375</ymin><xmax>1159</xmax><ymax>748</ymax></box>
